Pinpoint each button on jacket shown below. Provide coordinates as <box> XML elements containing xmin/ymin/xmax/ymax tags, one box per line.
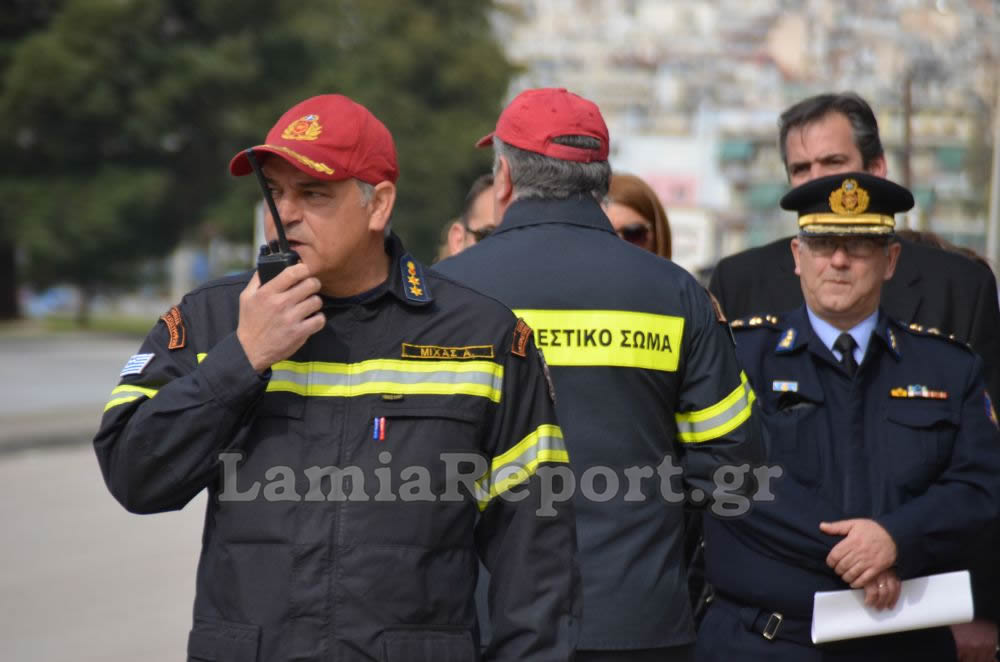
<box><xmin>94</xmin><ymin>234</ymin><xmax>581</xmax><ymax>662</ymax></box>
<box><xmin>435</xmin><ymin>196</ymin><xmax>763</xmax><ymax>650</ymax></box>
<box><xmin>703</xmin><ymin>307</ymin><xmax>1000</xmax><ymax>646</ymax></box>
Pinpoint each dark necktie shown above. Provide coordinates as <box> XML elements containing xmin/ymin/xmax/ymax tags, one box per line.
<box><xmin>834</xmin><ymin>332</ymin><xmax>858</xmax><ymax>377</ymax></box>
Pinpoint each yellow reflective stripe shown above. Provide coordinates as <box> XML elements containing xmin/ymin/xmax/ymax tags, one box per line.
<box><xmin>197</xmin><ymin>353</ymin><xmax>206</xmax><ymax>363</ymax></box>
<box><xmin>476</xmin><ymin>424</ymin><xmax>568</xmax><ymax>510</ymax></box>
<box><xmin>267</xmin><ymin>359</ymin><xmax>504</xmax><ymax>403</ymax></box>
<box><xmin>675</xmin><ymin>371</ymin><xmax>756</xmax><ymax>443</ymax></box>
<box><xmin>513</xmin><ymin>309</ymin><xmax>684</xmax><ymax>372</ymax></box>
<box><xmin>103</xmin><ymin>385</ymin><xmax>159</xmax><ymax>412</ymax></box>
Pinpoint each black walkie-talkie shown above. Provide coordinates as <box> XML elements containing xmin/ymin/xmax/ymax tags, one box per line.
<box><xmin>246</xmin><ymin>148</ymin><xmax>300</xmax><ymax>283</ymax></box>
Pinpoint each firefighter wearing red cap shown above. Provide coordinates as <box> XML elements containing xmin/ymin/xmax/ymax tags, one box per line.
<box><xmin>436</xmin><ymin>87</ymin><xmax>764</xmax><ymax>662</ymax></box>
<box><xmin>94</xmin><ymin>94</ymin><xmax>580</xmax><ymax>661</ymax></box>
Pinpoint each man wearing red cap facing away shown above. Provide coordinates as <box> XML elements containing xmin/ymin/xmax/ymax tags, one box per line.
<box><xmin>93</xmin><ymin>94</ymin><xmax>581</xmax><ymax>662</ymax></box>
<box><xmin>436</xmin><ymin>88</ymin><xmax>764</xmax><ymax>662</ymax></box>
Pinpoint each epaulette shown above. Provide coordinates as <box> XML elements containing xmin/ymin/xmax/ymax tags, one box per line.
<box><xmin>729</xmin><ymin>314</ymin><xmax>781</xmax><ymax>330</ymax></box>
<box><xmin>894</xmin><ymin>319</ymin><xmax>973</xmax><ymax>351</ymax></box>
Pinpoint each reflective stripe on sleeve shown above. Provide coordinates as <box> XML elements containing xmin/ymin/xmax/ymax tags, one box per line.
<box><xmin>675</xmin><ymin>371</ymin><xmax>756</xmax><ymax>443</ymax></box>
<box><xmin>267</xmin><ymin>359</ymin><xmax>504</xmax><ymax>402</ymax></box>
<box><xmin>103</xmin><ymin>385</ymin><xmax>159</xmax><ymax>412</ymax></box>
<box><xmin>476</xmin><ymin>424</ymin><xmax>568</xmax><ymax>510</ymax></box>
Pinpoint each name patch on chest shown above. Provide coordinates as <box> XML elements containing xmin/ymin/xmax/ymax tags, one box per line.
<box><xmin>401</xmin><ymin>343</ymin><xmax>495</xmax><ymax>360</ymax></box>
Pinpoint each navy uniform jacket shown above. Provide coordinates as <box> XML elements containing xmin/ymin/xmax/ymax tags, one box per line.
<box><xmin>435</xmin><ymin>196</ymin><xmax>763</xmax><ymax>650</ymax></box>
<box><xmin>93</xmin><ymin>234</ymin><xmax>581</xmax><ymax>662</ymax></box>
<box><xmin>705</xmin><ymin>306</ymin><xmax>1000</xmax><ymax>619</ymax></box>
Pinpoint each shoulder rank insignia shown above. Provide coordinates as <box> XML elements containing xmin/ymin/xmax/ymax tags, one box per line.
<box><xmin>400</xmin><ymin>255</ymin><xmax>432</xmax><ymax>303</ymax></box>
<box><xmin>160</xmin><ymin>305</ymin><xmax>186</xmax><ymax>350</ymax></box>
<box><xmin>772</xmin><ymin>380</ymin><xmax>798</xmax><ymax>392</ymax></box>
<box><xmin>986</xmin><ymin>391</ymin><xmax>999</xmax><ymax>429</ymax></box>
<box><xmin>887</xmin><ymin>328</ymin><xmax>899</xmax><ymax>356</ymax></box>
<box><xmin>511</xmin><ymin>318</ymin><xmax>533</xmax><ymax>358</ymax></box>
<box><xmin>775</xmin><ymin>327</ymin><xmax>797</xmax><ymax>353</ymax></box>
<box><xmin>890</xmin><ymin>385</ymin><xmax>948</xmax><ymax>400</ymax></box>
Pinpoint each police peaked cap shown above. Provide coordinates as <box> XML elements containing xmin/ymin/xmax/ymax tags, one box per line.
<box><xmin>780</xmin><ymin>172</ymin><xmax>914</xmax><ymax>236</ymax></box>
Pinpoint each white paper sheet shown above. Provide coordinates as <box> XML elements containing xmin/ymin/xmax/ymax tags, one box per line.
<box><xmin>811</xmin><ymin>570</ymin><xmax>973</xmax><ymax>644</ymax></box>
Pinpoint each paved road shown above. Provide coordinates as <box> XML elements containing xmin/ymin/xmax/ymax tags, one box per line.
<box><xmin>0</xmin><ymin>331</ymin><xmax>205</xmax><ymax>660</ymax></box>
<box><xmin>0</xmin><ymin>445</ymin><xmax>204</xmax><ymax>661</ymax></box>
<box><xmin>0</xmin><ymin>333</ymin><xmax>140</xmax><ymax>450</ymax></box>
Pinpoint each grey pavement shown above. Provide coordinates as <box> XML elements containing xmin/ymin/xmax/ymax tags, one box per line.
<box><xmin>0</xmin><ymin>331</ymin><xmax>204</xmax><ymax>660</ymax></box>
<box><xmin>0</xmin><ymin>332</ymin><xmax>141</xmax><ymax>451</ymax></box>
<box><xmin>0</xmin><ymin>444</ymin><xmax>205</xmax><ymax>661</ymax></box>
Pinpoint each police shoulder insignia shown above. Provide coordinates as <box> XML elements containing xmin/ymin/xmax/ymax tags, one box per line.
<box><xmin>160</xmin><ymin>305</ymin><xmax>186</xmax><ymax>350</ymax></box>
<box><xmin>511</xmin><ymin>318</ymin><xmax>533</xmax><ymax>358</ymax></box>
<box><xmin>986</xmin><ymin>391</ymin><xmax>999</xmax><ymax>429</ymax></box>
<box><xmin>828</xmin><ymin>178</ymin><xmax>870</xmax><ymax>215</ymax></box>
<box><xmin>400</xmin><ymin>255</ymin><xmax>431</xmax><ymax>303</ymax></box>
<box><xmin>281</xmin><ymin>114</ymin><xmax>323</xmax><ymax>141</ymax></box>
<box><xmin>401</xmin><ymin>343</ymin><xmax>494</xmax><ymax>360</ymax></box>
<box><xmin>775</xmin><ymin>327</ymin><xmax>798</xmax><ymax>353</ymax></box>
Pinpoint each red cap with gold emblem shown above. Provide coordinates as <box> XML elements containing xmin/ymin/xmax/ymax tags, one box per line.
<box><xmin>229</xmin><ymin>94</ymin><xmax>399</xmax><ymax>184</ymax></box>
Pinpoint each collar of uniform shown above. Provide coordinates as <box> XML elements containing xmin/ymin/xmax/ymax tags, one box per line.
<box><xmin>493</xmin><ymin>195</ymin><xmax>615</xmax><ymax>235</ymax></box>
<box><xmin>385</xmin><ymin>232</ymin><xmax>434</xmax><ymax>307</ymax></box>
<box><xmin>773</xmin><ymin>306</ymin><xmax>808</xmax><ymax>354</ymax></box>
<box><xmin>871</xmin><ymin>311</ymin><xmax>902</xmax><ymax>361</ymax></box>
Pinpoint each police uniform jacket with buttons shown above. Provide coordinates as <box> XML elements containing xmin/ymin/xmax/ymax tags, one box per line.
<box><xmin>435</xmin><ymin>196</ymin><xmax>764</xmax><ymax>650</ymax></box>
<box><xmin>704</xmin><ymin>306</ymin><xmax>1000</xmax><ymax>620</ymax></box>
<box><xmin>93</xmin><ymin>233</ymin><xmax>581</xmax><ymax>662</ymax></box>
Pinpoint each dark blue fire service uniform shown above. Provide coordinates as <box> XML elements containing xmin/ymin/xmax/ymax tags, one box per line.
<box><xmin>94</xmin><ymin>234</ymin><xmax>581</xmax><ymax>662</ymax></box>
<box><xmin>436</xmin><ymin>196</ymin><xmax>764</xmax><ymax>655</ymax></box>
<box><xmin>699</xmin><ymin>305</ymin><xmax>1000</xmax><ymax>657</ymax></box>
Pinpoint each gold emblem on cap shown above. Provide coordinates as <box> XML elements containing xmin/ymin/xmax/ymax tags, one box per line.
<box><xmin>281</xmin><ymin>114</ymin><xmax>323</xmax><ymax>141</ymax></box>
<box><xmin>828</xmin><ymin>178</ymin><xmax>870</xmax><ymax>216</ymax></box>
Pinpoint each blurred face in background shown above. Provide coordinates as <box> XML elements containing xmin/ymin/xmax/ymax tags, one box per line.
<box><xmin>446</xmin><ymin>185</ymin><xmax>495</xmax><ymax>256</ymax></box>
<box><xmin>784</xmin><ymin>112</ymin><xmax>886</xmax><ymax>187</ymax></box>
<box><xmin>607</xmin><ymin>202</ymin><xmax>655</xmax><ymax>252</ymax></box>
<box><xmin>606</xmin><ymin>173</ymin><xmax>671</xmax><ymax>258</ymax></box>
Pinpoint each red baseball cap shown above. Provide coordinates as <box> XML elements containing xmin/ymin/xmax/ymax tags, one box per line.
<box><xmin>476</xmin><ymin>87</ymin><xmax>609</xmax><ymax>163</ymax></box>
<box><xmin>229</xmin><ymin>94</ymin><xmax>399</xmax><ymax>184</ymax></box>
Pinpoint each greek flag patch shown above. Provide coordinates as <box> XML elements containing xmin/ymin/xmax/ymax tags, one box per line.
<box><xmin>120</xmin><ymin>353</ymin><xmax>154</xmax><ymax>377</ymax></box>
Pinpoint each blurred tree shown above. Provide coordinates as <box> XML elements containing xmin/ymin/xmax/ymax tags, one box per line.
<box><xmin>0</xmin><ymin>0</ymin><xmax>513</xmax><ymax>323</ymax></box>
<box><xmin>0</xmin><ymin>0</ymin><xmax>67</xmax><ymax>320</ymax></box>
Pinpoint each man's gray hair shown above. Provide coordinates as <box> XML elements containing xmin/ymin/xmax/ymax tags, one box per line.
<box><xmin>493</xmin><ymin>136</ymin><xmax>611</xmax><ymax>202</ymax></box>
<box><xmin>356</xmin><ymin>180</ymin><xmax>375</xmax><ymax>206</ymax></box>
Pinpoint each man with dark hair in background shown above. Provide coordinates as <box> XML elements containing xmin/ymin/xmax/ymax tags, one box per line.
<box><xmin>437</xmin><ymin>87</ymin><xmax>763</xmax><ymax>662</ymax></box>
<box><xmin>709</xmin><ymin>91</ymin><xmax>1000</xmax><ymax>660</ymax></box>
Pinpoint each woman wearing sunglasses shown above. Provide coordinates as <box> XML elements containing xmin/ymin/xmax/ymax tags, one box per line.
<box><xmin>606</xmin><ymin>172</ymin><xmax>672</xmax><ymax>259</ymax></box>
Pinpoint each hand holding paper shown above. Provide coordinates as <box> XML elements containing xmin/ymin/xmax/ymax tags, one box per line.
<box><xmin>820</xmin><ymin>518</ymin><xmax>897</xmax><ymax>587</ymax></box>
<box><xmin>811</xmin><ymin>570</ymin><xmax>973</xmax><ymax>644</ymax></box>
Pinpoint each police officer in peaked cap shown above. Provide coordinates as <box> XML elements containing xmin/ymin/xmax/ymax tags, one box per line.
<box><xmin>697</xmin><ymin>172</ymin><xmax>1000</xmax><ymax>661</ymax></box>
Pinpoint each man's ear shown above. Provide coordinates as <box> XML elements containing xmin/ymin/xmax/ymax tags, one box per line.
<box><xmin>367</xmin><ymin>181</ymin><xmax>396</xmax><ymax>233</ymax></box>
<box><xmin>883</xmin><ymin>240</ymin><xmax>902</xmax><ymax>281</ymax></box>
<box><xmin>790</xmin><ymin>237</ymin><xmax>802</xmax><ymax>276</ymax></box>
<box><xmin>446</xmin><ymin>221</ymin><xmax>467</xmax><ymax>256</ymax></box>
<box><xmin>866</xmin><ymin>154</ymin><xmax>888</xmax><ymax>178</ymax></box>
<box><xmin>493</xmin><ymin>157</ymin><xmax>515</xmax><ymax>219</ymax></box>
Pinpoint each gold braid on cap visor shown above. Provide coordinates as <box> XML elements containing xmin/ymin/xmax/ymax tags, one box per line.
<box><xmin>798</xmin><ymin>213</ymin><xmax>894</xmax><ymax>235</ymax></box>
